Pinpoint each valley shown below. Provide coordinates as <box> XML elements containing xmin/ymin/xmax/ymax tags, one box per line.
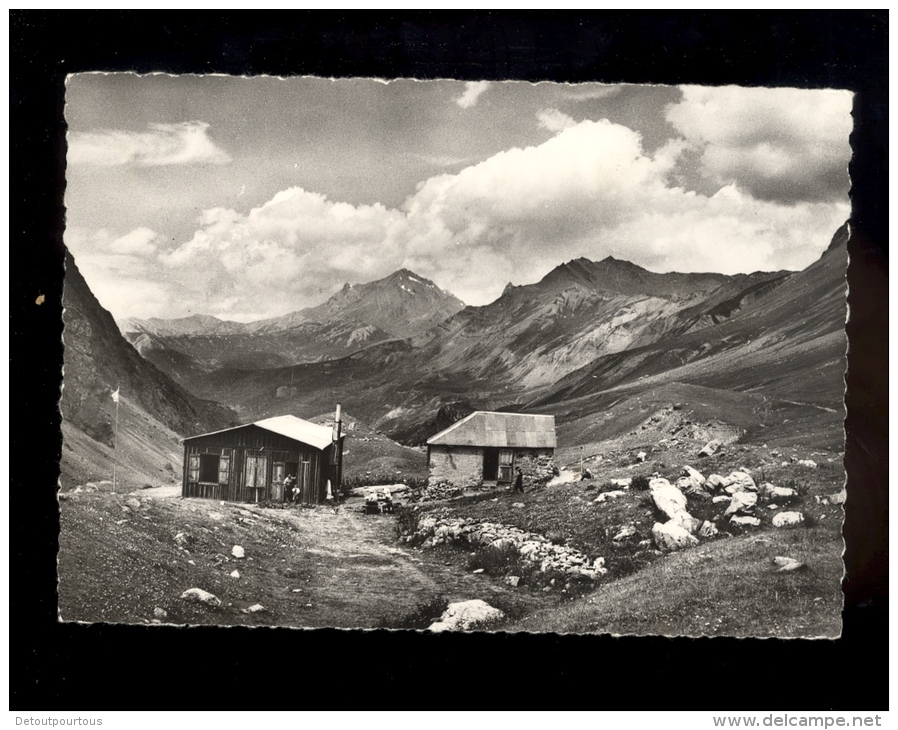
<box><xmin>58</xmin><ymin>223</ymin><xmax>849</xmax><ymax>636</ymax></box>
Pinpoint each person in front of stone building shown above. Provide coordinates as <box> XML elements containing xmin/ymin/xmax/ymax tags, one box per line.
<box><xmin>513</xmin><ymin>467</ymin><xmax>524</xmax><ymax>494</ymax></box>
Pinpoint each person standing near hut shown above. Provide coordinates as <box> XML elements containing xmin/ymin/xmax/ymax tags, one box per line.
<box><xmin>284</xmin><ymin>473</ymin><xmax>298</xmax><ymax>504</ymax></box>
<box><xmin>513</xmin><ymin>467</ymin><xmax>524</xmax><ymax>494</ymax></box>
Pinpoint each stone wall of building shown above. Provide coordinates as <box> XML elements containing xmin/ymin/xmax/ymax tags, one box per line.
<box><xmin>427</xmin><ymin>445</ymin><xmax>484</xmax><ymax>487</ymax></box>
<box><xmin>514</xmin><ymin>449</ymin><xmax>556</xmax><ymax>484</ymax></box>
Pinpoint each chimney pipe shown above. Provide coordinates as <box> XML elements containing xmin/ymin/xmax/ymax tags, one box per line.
<box><xmin>333</xmin><ymin>403</ymin><xmax>342</xmax><ymax>443</ymax></box>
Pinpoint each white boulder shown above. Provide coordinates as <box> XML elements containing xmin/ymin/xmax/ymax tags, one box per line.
<box><xmin>698</xmin><ymin>439</ymin><xmax>721</xmax><ymax>458</ymax></box>
<box><xmin>762</xmin><ymin>484</ymin><xmax>798</xmax><ymax>501</ymax></box>
<box><xmin>729</xmin><ymin>515</ymin><xmax>761</xmax><ymax>527</ymax></box>
<box><xmin>242</xmin><ymin>604</ymin><xmax>267</xmax><ymax>614</ymax></box>
<box><xmin>613</xmin><ymin>525</ymin><xmax>637</xmax><ymax>542</ymax></box>
<box><xmin>651</xmin><ymin>521</ymin><xmax>699</xmax><ymax>551</ymax></box>
<box><xmin>772</xmin><ymin>511</ymin><xmax>804</xmax><ymax>528</ymax></box>
<box><xmin>669</xmin><ymin>511</ymin><xmax>702</xmax><ymax>535</ymax></box>
<box><xmin>637</xmin><ymin>451</ymin><xmax>647</xmax><ymax>462</ymax></box>
<box><xmin>428</xmin><ymin>600</ymin><xmax>506</xmax><ymax>632</ymax></box>
<box><xmin>180</xmin><ymin>588</ymin><xmax>221</xmax><ymax>607</ymax></box>
<box><xmin>707</xmin><ymin>474</ymin><xmax>731</xmax><ymax>490</ymax></box>
<box><xmin>230</xmin><ymin>570</ymin><xmax>240</xmax><ymax>579</ymax></box>
<box><xmin>650</xmin><ymin>478</ymin><xmax>688</xmax><ymax>519</ymax></box>
<box><xmin>725</xmin><ymin>472</ymin><xmax>757</xmax><ymax>492</ymax></box>
<box><xmin>829</xmin><ymin>488</ymin><xmax>847</xmax><ymax>505</ymax></box>
<box><xmin>724</xmin><ymin>491</ymin><xmax>758</xmax><ymax>517</ymax></box>
<box><xmin>773</xmin><ymin>556</ymin><xmax>804</xmax><ymax>572</ymax></box>
<box><xmin>231</xmin><ymin>545</ymin><xmax>245</xmax><ymax>559</ymax></box>
<box><xmin>698</xmin><ymin>520</ymin><xmax>719</xmax><ymax>539</ymax></box>
<box><xmin>682</xmin><ymin>465</ymin><xmax>706</xmax><ymax>486</ymax></box>
<box><xmin>611</xmin><ymin>478</ymin><xmax>632</xmax><ymax>488</ymax></box>
<box><xmin>594</xmin><ymin>490</ymin><xmax>626</xmax><ymax>503</ymax></box>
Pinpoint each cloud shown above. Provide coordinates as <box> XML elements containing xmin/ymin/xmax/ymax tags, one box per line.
<box><xmin>563</xmin><ymin>84</ymin><xmax>622</xmax><ymax>102</ymax></box>
<box><xmin>665</xmin><ymin>86</ymin><xmax>853</xmax><ymax>203</ymax></box>
<box><xmin>68</xmin><ymin>121</ymin><xmax>232</xmax><ymax>167</ymax></box>
<box><xmin>77</xmin><ymin>108</ymin><xmax>850</xmax><ymax>321</ymax></box>
<box><xmin>455</xmin><ymin>81</ymin><xmax>490</xmax><ymax>109</ymax></box>
<box><xmin>537</xmin><ymin>108</ymin><xmax>577</xmax><ymax>133</ymax></box>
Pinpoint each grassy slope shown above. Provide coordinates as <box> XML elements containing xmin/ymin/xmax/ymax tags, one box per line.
<box><xmin>512</xmin><ymin>526</ymin><xmax>843</xmax><ymax>637</ymax></box>
<box><xmin>60</xmin><ymin>399</ymin><xmax>184</xmax><ymax>490</ymax></box>
<box><xmin>57</xmin><ymin>488</ymin><xmax>556</xmax><ymax>628</ymax></box>
<box><xmin>414</xmin><ymin>427</ymin><xmax>845</xmax><ymax>636</ymax></box>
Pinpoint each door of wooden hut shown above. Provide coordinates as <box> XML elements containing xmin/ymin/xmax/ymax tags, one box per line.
<box><xmin>298</xmin><ymin>454</ymin><xmax>314</xmax><ymax>504</ymax></box>
<box><xmin>244</xmin><ymin>454</ymin><xmax>268</xmax><ymax>503</ymax></box>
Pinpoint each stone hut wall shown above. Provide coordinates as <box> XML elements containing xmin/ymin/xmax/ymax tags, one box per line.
<box><xmin>514</xmin><ymin>449</ymin><xmax>556</xmax><ymax>484</ymax></box>
<box><xmin>427</xmin><ymin>445</ymin><xmax>484</xmax><ymax>487</ymax></box>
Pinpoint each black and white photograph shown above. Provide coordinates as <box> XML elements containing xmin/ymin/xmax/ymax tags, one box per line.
<box><xmin>56</xmin><ymin>74</ymin><xmax>855</xmax><ymax>637</ymax></box>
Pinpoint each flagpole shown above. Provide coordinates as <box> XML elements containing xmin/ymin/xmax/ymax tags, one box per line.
<box><xmin>112</xmin><ymin>386</ymin><xmax>120</xmax><ymax>494</ymax></box>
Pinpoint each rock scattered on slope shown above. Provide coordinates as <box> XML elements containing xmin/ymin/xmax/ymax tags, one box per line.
<box><xmin>231</xmin><ymin>545</ymin><xmax>245</xmax><ymax>559</ymax></box>
<box><xmin>242</xmin><ymin>604</ymin><xmax>267</xmax><ymax>614</ymax></box>
<box><xmin>652</xmin><ymin>521</ymin><xmax>699</xmax><ymax>551</ymax></box>
<box><xmin>153</xmin><ymin>607</ymin><xmax>168</xmax><ymax>619</ymax></box>
<box><xmin>829</xmin><ymin>488</ymin><xmax>847</xmax><ymax>505</ymax></box>
<box><xmin>724</xmin><ymin>472</ymin><xmax>757</xmax><ymax>493</ymax></box>
<box><xmin>724</xmin><ymin>491</ymin><xmax>758</xmax><ymax>517</ymax></box>
<box><xmin>772</xmin><ymin>556</ymin><xmax>804</xmax><ymax>572</ymax></box>
<box><xmin>729</xmin><ymin>515</ymin><xmax>761</xmax><ymax>527</ymax></box>
<box><xmin>761</xmin><ymin>483</ymin><xmax>798</xmax><ymax>501</ymax></box>
<box><xmin>428</xmin><ymin>599</ymin><xmax>505</xmax><ymax>632</ymax></box>
<box><xmin>772</xmin><ymin>511</ymin><xmax>804</xmax><ymax>528</ymax></box>
<box><xmin>698</xmin><ymin>520</ymin><xmax>719</xmax><ymax>539</ymax></box>
<box><xmin>404</xmin><ymin>516</ymin><xmax>606</xmax><ymax>581</ymax></box>
<box><xmin>698</xmin><ymin>439</ymin><xmax>721</xmax><ymax>458</ymax></box>
<box><xmin>594</xmin><ymin>490</ymin><xmax>626</xmax><ymax>503</ymax></box>
<box><xmin>650</xmin><ymin>478</ymin><xmax>688</xmax><ymax>520</ymax></box>
<box><xmin>180</xmin><ymin>588</ymin><xmax>221</xmax><ymax>607</ymax></box>
<box><xmin>613</xmin><ymin>525</ymin><xmax>638</xmax><ymax>542</ymax></box>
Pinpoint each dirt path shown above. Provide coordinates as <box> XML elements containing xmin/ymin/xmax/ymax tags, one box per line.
<box><xmin>228</xmin><ymin>497</ymin><xmax>552</xmax><ymax>628</ymax></box>
<box><xmin>69</xmin><ymin>487</ymin><xmax>548</xmax><ymax>629</ymax></box>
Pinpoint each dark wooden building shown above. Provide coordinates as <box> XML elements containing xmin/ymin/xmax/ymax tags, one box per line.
<box><xmin>426</xmin><ymin>411</ymin><xmax>556</xmax><ymax>488</ymax></box>
<box><xmin>181</xmin><ymin>415</ymin><xmax>344</xmax><ymax>504</ymax></box>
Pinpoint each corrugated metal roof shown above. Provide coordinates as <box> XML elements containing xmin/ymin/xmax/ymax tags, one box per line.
<box><xmin>182</xmin><ymin>415</ymin><xmax>334</xmax><ymax>450</ymax></box>
<box><xmin>426</xmin><ymin>411</ymin><xmax>556</xmax><ymax>448</ymax></box>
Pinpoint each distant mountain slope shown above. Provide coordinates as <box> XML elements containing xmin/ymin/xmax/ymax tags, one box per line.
<box><xmin>119</xmin><ymin>268</ymin><xmax>465</xmax><ymax>380</ymax></box>
<box><xmin>532</xmin><ymin>223</ymin><xmax>849</xmax><ymax>446</ymax></box>
<box><xmin>413</xmin><ymin>256</ymin><xmax>787</xmax><ymax>390</ymax></box>
<box><xmin>62</xmin><ymin>251</ymin><xmax>237</xmax><ymax>447</ymax></box>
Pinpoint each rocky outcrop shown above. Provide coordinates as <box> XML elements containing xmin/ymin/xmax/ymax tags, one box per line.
<box><xmin>401</xmin><ymin>516</ymin><xmax>607</xmax><ymax>581</ymax></box>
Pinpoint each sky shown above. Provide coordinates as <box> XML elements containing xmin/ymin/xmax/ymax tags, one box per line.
<box><xmin>64</xmin><ymin>75</ymin><xmax>852</xmax><ymax>322</ymax></box>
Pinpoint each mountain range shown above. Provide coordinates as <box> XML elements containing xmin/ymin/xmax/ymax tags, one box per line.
<box><xmin>119</xmin><ymin>269</ymin><xmax>465</xmax><ymax>380</ymax></box>
<box><xmin>130</xmin><ymin>223</ymin><xmax>846</xmax><ymax>450</ymax></box>
<box><xmin>61</xmin><ymin>219</ymin><xmax>848</xmax><ymax>488</ymax></box>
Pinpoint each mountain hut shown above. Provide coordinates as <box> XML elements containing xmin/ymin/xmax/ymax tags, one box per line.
<box><xmin>181</xmin><ymin>411</ymin><xmax>344</xmax><ymax>504</ymax></box>
<box><xmin>425</xmin><ymin>411</ymin><xmax>556</xmax><ymax>488</ymax></box>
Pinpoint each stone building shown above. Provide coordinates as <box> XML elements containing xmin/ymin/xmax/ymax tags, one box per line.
<box><xmin>426</xmin><ymin>411</ymin><xmax>556</xmax><ymax>488</ymax></box>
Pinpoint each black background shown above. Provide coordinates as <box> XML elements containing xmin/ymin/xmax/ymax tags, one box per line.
<box><xmin>11</xmin><ymin>11</ymin><xmax>887</xmax><ymax>710</ymax></box>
